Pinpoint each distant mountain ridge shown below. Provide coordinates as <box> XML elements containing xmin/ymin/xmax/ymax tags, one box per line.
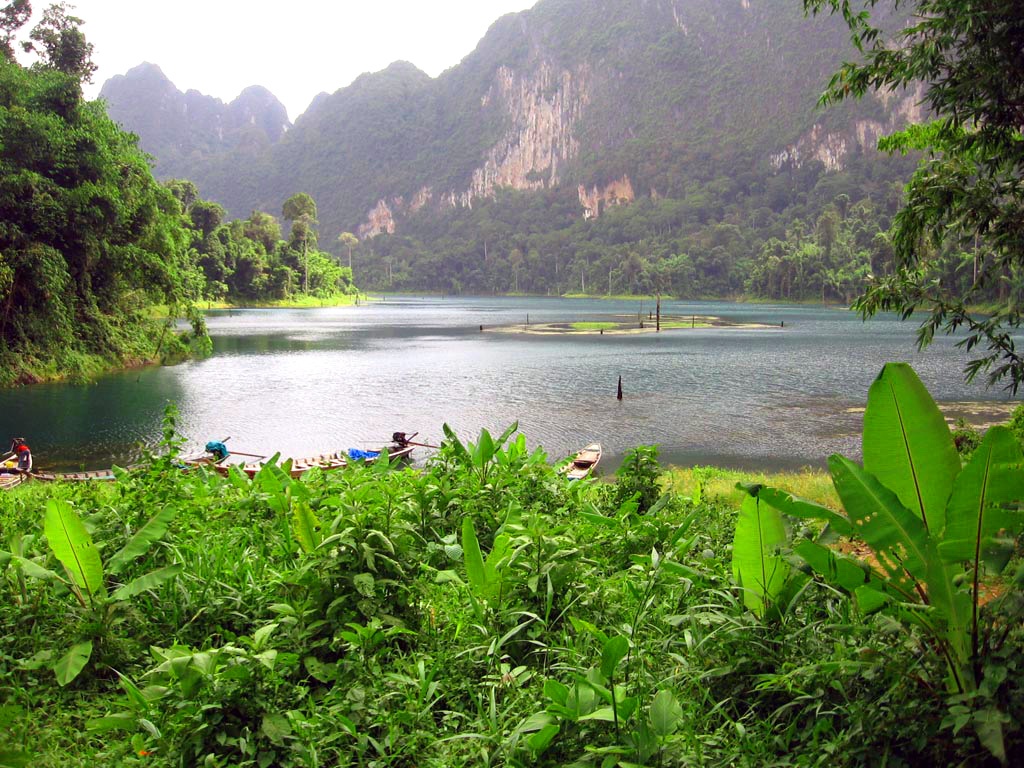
<box><xmin>99</xmin><ymin>0</ymin><xmax>913</xmax><ymax>246</ymax></box>
<box><xmin>100</xmin><ymin>62</ymin><xmax>290</xmax><ymax>179</ymax></box>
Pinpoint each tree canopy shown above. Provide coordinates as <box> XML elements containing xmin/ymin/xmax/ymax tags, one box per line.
<box><xmin>806</xmin><ymin>0</ymin><xmax>1024</xmax><ymax>389</ymax></box>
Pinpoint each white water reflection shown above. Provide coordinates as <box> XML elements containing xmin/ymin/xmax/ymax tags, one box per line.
<box><xmin>1</xmin><ymin>296</ymin><xmax>1016</xmax><ymax>472</ymax></box>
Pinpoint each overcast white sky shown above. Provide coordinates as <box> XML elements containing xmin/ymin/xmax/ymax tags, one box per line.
<box><xmin>23</xmin><ymin>1</ymin><xmax>537</xmax><ymax>120</ymax></box>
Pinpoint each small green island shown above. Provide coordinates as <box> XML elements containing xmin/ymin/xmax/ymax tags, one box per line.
<box><xmin>489</xmin><ymin>314</ymin><xmax>771</xmax><ymax>335</ymax></box>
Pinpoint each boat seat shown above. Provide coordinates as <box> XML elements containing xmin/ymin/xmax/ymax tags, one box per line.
<box><xmin>577</xmin><ymin>451</ymin><xmax>600</xmax><ymax>463</ymax></box>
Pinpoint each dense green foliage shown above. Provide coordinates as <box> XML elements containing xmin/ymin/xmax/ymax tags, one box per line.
<box><xmin>749</xmin><ymin>363</ymin><xmax>1024</xmax><ymax>763</ymax></box>
<box><xmin>355</xmin><ymin>150</ymin><xmax>919</xmax><ymax>299</ymax></box>
<box><xmin>806</xmin><ymin>0</ymin><xmax>1024</xmax><ymax>389</ymax></box>
<box><xmin>0</xmin><ymin>35</ymin><xmax>203</xmax><ymax>384</ymax></box>
<box><xmin>2</xmin><ymin>376</ymin><xmax>1023</xmax><ymax>766</ymax></box>
<box><xmin>0</xmin><ymin>2</ymin><xmax>363</xmax><ymax>385</ymax></box>
<box><xmin>167</xmin><ymin>181</ymin><xmax>356</xmax><ymax>303</ymax></box>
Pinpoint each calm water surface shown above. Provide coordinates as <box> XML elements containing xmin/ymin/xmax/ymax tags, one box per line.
<box><xmin>1</xmin><ymin>297</ymin><xmax>1016</xmax><ymax>472</ymax></box>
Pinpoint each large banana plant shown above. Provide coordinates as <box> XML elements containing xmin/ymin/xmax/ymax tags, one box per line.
<box><xmin>742</xmin><ymin>363</ymin><xmax>1024</xmax><ymax>760</ymax></box>
<box><xmin>0</xmin><ymin>500</ymin><xmax>181</xmax><ymax>685</ymax></box>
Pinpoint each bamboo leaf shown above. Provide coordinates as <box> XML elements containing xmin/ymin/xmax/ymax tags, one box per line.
<box><xmin>53</xmin><ymin>641</ymin><xmax>93</xmax><ymax>686</ymax></box>
<box><xmin>107</xmin><ymin>506</ymin><xmax>178</xmax><ymax>575</ymax></box>
<box><xmin>732</xmin><ymin>494</ymin><xmax>790</xmax><ymax>618</ymax></box>
<box><xmin>863</xmin><ymin>363</ymin><xmax>960</xmax><ymax>533</ymax></box>
<box><xmin>940</xmin><ymin>426</ymin><xmax>1024</xmax><ymax>574</ymax></box>
<box><xmin>43</xmin><ymin>500</ymin><xmax>105</xmax><ymax>599</ymax></box>
<box><xmin>111</xmin><ymin>564</ymin><xmax>183</xmax><ymax>601</ymax></box>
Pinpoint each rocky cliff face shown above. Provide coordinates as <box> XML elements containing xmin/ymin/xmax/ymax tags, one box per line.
<box><xmin>770</xmin><ymin>84</ymin><xmax>926</xmax><ymax>172</ymax></box>
<box><xmin>100</xmin><ymin>0</ymin><xmax>914</xmax><ymax>242</ymax></box>
<box><xmin>459</xmin><ymin>62</ymin><xmax>590</xmax><ymax>205</ymax></box>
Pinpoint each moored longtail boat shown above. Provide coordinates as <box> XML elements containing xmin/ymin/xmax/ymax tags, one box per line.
<box><xmin>182</xmin><ymin>433</ymin><xmax>416</xmax><ymax>479</ymax></box>
<box><xmin>30</xmin><ymin>468</ymin><xmax>119</xmax><ymax>482</ymax></box>
<box><xmin>563</xmin><ymin>442</ymin><xmax>602</xmax><ymax>480</ymax></box>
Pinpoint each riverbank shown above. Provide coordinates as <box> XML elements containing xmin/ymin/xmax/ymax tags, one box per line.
<box><xmin>0</xmin><ymin>314</ymin><xmax>208</xmax><ymax>388</ymax></box>
<box><xmin>198</xmin><ymin>292</ymin><xmax>363</xmax><ymax>310</ymax></box>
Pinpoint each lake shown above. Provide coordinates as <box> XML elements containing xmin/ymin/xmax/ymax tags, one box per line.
<box><xmin>0</xmin><ymin>296</ymin><xmax>1016</xmax><ymax>473</ymax></box>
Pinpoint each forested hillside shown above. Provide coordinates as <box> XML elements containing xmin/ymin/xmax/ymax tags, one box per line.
<box><xmin>99</xmin><ymin>0</ymin><xmax>930</xmax><ymax>300</ymax></box>
<box><xmin>0</xmin><ymin>3</ymin><xmax>357</xmax><ymax>385</ymax></box>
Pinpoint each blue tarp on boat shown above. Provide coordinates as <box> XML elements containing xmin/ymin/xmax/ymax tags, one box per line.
<box><xmin>347</xmin><ymin>448</ymin><xmax>380</xmax><ymax>461</ymax></box>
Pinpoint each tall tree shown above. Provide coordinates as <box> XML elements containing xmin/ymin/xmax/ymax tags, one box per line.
<box><xmin>0</xmin><ymin>0</ymin><xmax>30</xmax><ymax>60</ymax></box>
<box><xmin>338</xmin><ymin>231</ymin><xmax>358</xmax><ymax>271</ymax></box>
<box><xmin>24</xmin><ymin>2</ymin><xmax>96</xmax><ymax>83</ymax></box>
<box><xmin>282</xmin><ymin>192</ymin><xmax>317</xmax><ymax>293</ymax></box>
<box><xmin>806</xmin><ymin>0</ymin><xmax>1024</xmax><ymax>389</ymax></box>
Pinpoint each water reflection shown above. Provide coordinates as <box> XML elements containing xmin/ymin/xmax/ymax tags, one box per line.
<box><xmin>0</xmin><ymin>297</ymin><xmax>1015</xmax><ymax>472</ymax></box>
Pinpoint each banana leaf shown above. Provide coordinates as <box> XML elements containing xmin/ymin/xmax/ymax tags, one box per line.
<box><xmin>111</xmin><ymin>564</ymin><xmax>183</xmax><ymax>601</ymax></box>
<box><xmin>732</xmin><ymin>494</ymin><xmax>790</xmax><ymax>618</ymax></box>
<box><xmin>107</xmin><ymin>506</ymin><xmax>178</xmax><ymax>575</ymax></box>
<box><xmin>740</xmin><ymin>483</ymin><xmax>853</xmax><ymax>537</ymax></box>
<box><xmin>43</xmin><ymin>500</ymin><xmax>105</xmax><ymax>601</ymax></box>
<box><xmin>53</xmin><ymin>640</ymin><xmax>93</xmax><ymax>686</ymax></box>
<box><xmin>862</xmin><ymin>363</ymin><xmax>960</xmax><ymax>534</ymax></box>
<box><xmin>940</xmin><ymin>426</ymin><xmax>1024</xmax><ymax>574</ymax></box>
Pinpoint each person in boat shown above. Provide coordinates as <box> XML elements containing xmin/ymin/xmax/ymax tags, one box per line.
<box><xmin>9</xmin><ymin>438</ymin><xmax>32</xmax><ymax>472</ymax></box>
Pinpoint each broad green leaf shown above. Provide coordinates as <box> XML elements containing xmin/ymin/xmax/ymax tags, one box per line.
<box><xmin>107</xmin><ymin>506</ymin><xmax>178</xmax><ymax>575</ymax></box>
<box><xmin>44</xmin><ymin>500</ymin><xmax>105</xmax><ymax>599</ymax></box>
<box><xmin>544</xmin><ymin>678</ymin><xmax>569</xmax><ymax>706</ymax></box>
<box><xmin>292</xmin><ymin>502</ymin><xmax>321</xmax><ymax>554</ymax></box>
<box><xmin>442</xmin><ymin>423</ymin><xmax>470</xmax><ymax>463</ymax></box>
<box><xmin>0</xmin><ymin>553</ymin><xmax>63</xmax><ymax>583</ymax></box>
<box><xmin>493</xmin><ymin>421</ymin><xmax>520</xmax><ymax>450</ymax></box>
<box><xmin>940</xmin><ymin>426</ymin><xmax>1024</xmax><ymax>574</ymax></box>
<box><xmin>600</xmin><ymin>635</ymin><xmax>629</xmax><ymax>680</ymax></box>
<box><xmin>528</xmin><ymin>724</ymin><xmax>559</xmax><ymax>752</ymax></box>
<box><xmin>863</xmin><ymin>363</ymin><xmax>959</xmax><ymax>533</ymax></box>
<box><xmin>828</xmin><ymin>455</ymin><xmax>929</xmax><ymax>595</ymax></box>
<box><xmin>53</xmin><ymin>641</ymin><xmax>93</xmax><ymax>686</ymax></box>
<box><xmin>111</xmin><ymin>564</ymin><xmax>182</xmax><ymax>601</ymax></box>
<box><xmin>85</xmin><ymin>713</ymin><xmax>136</xmax><ymax>733</ymax></box>
<box><xmin>483</xmin><ymin>533</ymin><xmax>510</xmax><ymax>600</ymax></box>
<box><xmin>474</xmin><ymin>429</ymin><xmax>495</xmax><ymax>469</ymax></box>
<box><xmin>650</xmin><ymin>689</ymin><xmax>682</xmax><ymax>737</ymax></box>
<box><xmin>742</xmin><ymin>483</ymin><xmax>853</xmax><ymax>536</ymax></box>
<box><xmin>462</xmin><ymin>517</ymin><xmax>486</xmax><ymax>598</ymax></box>
<box><xmin>262</xmin><ymin>712</ymin><xmax>292</xmax><ymax>745</ymax></box>
<box><xmin>794</xmin><ymin>540</ymin><xmax>873</xmax><ymax>593</ymax></box>
<box><xmin>732</xmin><ymin>494</ymin><xmax>790</xmax><ymax>618</ymax></box>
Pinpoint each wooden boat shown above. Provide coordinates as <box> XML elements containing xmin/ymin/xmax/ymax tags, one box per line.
<box><xmin>182</xmin><ymin>437</ymin><xmax>415</xmax><ymax>479</ymax></box>
<box><xmin>563</xmin><ymin>442</ymin><xmax>602</xmax><ymax>480</ymax></box>
<box><xmin>31</xmin><ymin>468</ymin><xmax>119</xmax><ymax>482</ymax></box>
<box><xmin>0</xmin><ymin>455</ymin><xmax>25</xmax><ymax>489</ymax></box>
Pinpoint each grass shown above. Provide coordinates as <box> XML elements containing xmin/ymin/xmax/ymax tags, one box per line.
<box><xmin>569</xmin><ymin>321</ymin><xmax>619</xmax><ymax>331</ymax></box>
<box><xmin>0</xmin><ymin>425</ymin><xmax>1020</xmax><ymax>767</ymax></box>
<box><xmin>665</xmin><ymin>465</ymin><xmax>840</xmax><ymax>508</ymax></box>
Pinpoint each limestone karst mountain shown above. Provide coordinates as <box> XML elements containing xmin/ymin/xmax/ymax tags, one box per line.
<box><xmin>100</xmin><ymin>0</ymin><xmax>913</xmax><ymax>274</ymax></box>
